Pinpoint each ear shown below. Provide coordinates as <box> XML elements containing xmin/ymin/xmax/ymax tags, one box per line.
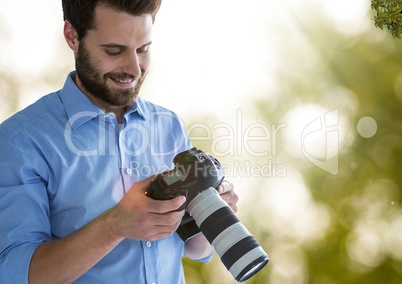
<box><xmin>64</xmin><ymin>20</ymin><xmax>79</xmax><ymax>53</ymax></box>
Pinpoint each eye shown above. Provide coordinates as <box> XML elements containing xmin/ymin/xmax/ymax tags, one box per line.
<box><xmin>137</xmin><ymin>45</ymin><xmax>151</xmax><ymax>54</ymax></box>
<box><xmin>105</xmin><ymin>49</ymin><xmax>122</xmax><ymax>56</ymax></box>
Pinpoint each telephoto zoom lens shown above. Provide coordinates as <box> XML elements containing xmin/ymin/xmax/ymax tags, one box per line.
<box><xmin>187</xmin><ymin>188</ymin><xmax>269</xmax><ymax>282</ymax></box>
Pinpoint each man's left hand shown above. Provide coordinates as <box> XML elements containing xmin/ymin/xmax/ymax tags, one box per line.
<box><xmin>217</xmin><ymin>181</ymin><xmax>239</xmax><ymax>213</ymax></box>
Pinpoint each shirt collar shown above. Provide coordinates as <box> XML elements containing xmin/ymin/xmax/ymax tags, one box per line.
<box><xmin>60</xmin><ymin>71</ymin><xmax>146</xmax><ymax>129</ymax></box>
<box><xmin>125</xmin><ymin>99</ymin><xmax>146</xmax><ymax>121</ymax></box>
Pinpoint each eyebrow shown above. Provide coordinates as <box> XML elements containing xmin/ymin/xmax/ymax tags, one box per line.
<box><xmin>99</xmin><ymin>41</ymin><xmax>153</xmax><ymax>49</ymax></box>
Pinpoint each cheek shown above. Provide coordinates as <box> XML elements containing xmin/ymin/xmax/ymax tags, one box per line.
<box><xmin>139</xmin><ymin>54</ymin><xmax>152</xmax><ymax>70</ymax></box>
<box><xmin>85</xmin><ymin>52</ymin><xmax>115</xmax><ymax>76</ymax></box>
<box><xmin>100</xmin><ymin>59</ymin><xmax>122</xmax><ymax>75</ymax></box>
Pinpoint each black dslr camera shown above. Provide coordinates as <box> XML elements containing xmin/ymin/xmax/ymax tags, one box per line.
<box><xmin>146</xmin><ymin>147</ymin><xmax>269</xmax><ymax>283</ymax></box>
<box><xmin>147</xmin><ymin>147</ymin><xmax>224</xmax><ymax>240</ymax></box>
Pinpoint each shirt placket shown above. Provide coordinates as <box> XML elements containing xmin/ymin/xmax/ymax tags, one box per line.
<box><xmin>143</xmin><ymin>240</ymin><xmax>158</xmax><ymax>284</ymax></box>
<box><xmin>118</xmin><ymin>124</ymin><xmax>139</xmax><ymax>193</ymax></box>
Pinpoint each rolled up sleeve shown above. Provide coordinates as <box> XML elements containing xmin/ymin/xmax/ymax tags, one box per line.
<box><xmin>0</xmin><ymin>134</ymin><xmax>51</xmax><ymax>283</ymax></box>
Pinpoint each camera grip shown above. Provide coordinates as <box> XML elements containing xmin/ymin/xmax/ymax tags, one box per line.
<box><xmin>176</xmin><ymin>213</ymin><xmax>201</xmax><ymax>241</ymax></box>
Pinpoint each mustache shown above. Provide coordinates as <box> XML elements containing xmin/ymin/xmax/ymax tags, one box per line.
<box><xmin>106</xmin><ymin>70</ymin><xmax>146</xmax><ymax>81</ymax></box>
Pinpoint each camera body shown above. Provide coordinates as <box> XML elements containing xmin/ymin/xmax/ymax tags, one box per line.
<box><xmin>146</xmin><ymin>147</ymin><xmax>224</xmax><ymax>240</ymax></box>
<box><xmin>146</xmin><ymin>147</ymin><xmax>269</xmax><ymax>282</ymax></box>
<box><xmin>147</xmin><ymin>147</ymin><xmax>224</xmax><ymax>208</ymax></box>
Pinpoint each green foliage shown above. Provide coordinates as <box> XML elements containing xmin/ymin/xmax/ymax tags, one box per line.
<box><xmin>185</xmin><ymin>4</ymin><xmax>402</xmax><ymax>283</ymax></box>
<box><xmin>371</xmin><ymin>0</ymin><xmax>402</xmax><ymax>38</ymax></box>
<box><xmin>255</xmin><ymin>7</ymin><xmax>402</xmax><ymax>284</ymax></box>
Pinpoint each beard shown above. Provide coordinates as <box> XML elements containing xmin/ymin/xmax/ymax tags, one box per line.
<box><xmin>75</xmin><ymin>42</ymin><xmax>147</xmax><ymax>107</ymax></box>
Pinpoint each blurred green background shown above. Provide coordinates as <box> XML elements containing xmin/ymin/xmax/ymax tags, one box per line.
<box><xmin>1</xmin><ymin>0</ymin><xmax>401</xmax><ymax>283</ymax></box>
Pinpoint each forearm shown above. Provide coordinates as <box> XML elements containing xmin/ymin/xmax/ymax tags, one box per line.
<box><xmin>28</xmin><ymin>208</ymin><xmax>123</xmax><ymax>284</ymax></box>
<box><xmin>27</xmin><ymin>176</ymin><xmax>186</xmax><ymax>283</ymax></box>
<box><xmin>184</xmin><ymin>233</ymin><xmax>214</xmax><ymax>260</ymax></box>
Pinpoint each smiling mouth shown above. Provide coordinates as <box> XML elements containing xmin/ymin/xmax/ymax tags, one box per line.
<box><xmin>109</xmin><ymin>75</ymin><xmax>137</xmax><ymax>87</ymax></box>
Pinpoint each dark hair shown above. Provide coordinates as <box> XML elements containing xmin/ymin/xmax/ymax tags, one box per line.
<box><xmin>62</xmin><ymin>0</ymin><xmax>161</xmax><ymax>40</ymax></box>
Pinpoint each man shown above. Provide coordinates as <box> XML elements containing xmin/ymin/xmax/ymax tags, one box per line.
<box><xmin>0</xmin><ymin>1</ymin><xmax>238</xmax><ymax>283</ymax></box>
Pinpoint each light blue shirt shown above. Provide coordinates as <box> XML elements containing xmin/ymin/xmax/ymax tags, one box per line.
<box><xmin>0</xmin><ymin>72</ymin><xmax>208</xmax><ymax>283</ymax></box>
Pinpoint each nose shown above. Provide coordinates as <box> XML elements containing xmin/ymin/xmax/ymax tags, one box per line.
<box><xmin>123</xmin><ymin>51</ymin><xmax>142</xmax><ymax>77</ymax></box>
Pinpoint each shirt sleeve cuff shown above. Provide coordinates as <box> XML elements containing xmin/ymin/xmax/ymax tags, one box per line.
<box><xmin>0</xmin><ymin>243</ymin><xmax>39</xmax><ymax>284</ymax></box>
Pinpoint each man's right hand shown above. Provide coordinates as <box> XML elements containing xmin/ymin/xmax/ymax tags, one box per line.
<box><xmin>29</xmin><ymin>176</ymin><xmax>185</xmax><ymax>284</ymax></box>
<box><xmin>107</xmin><ymin>176</ymin><xmax>187</xmax><ymax>242</ymax></box>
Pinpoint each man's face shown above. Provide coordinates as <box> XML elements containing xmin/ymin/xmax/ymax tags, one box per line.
<box><xmin>75</xmin><ymin>5</ymin><xmax>153</xmax><ymax>108</ymax></box>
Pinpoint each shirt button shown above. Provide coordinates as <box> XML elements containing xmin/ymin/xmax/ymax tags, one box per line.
<box><xmin>126</xmin><ymin>168</ymin><xmax>132</xmax><ymax>175</ymax></box>
<box><xmin>146</xmin><ymin>241</ymin><xmax>152</xmax><ymax>248</ymax></box>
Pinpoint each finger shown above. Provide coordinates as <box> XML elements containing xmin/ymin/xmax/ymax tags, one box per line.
<box><xmin>217</xmin><ymin>180</ymin><xmax>233</xmax><ymax>194</ymax></box>
<box><xmin>144</xmin><ymin>213</ymin><xmax>185</xmax><ymax>241</ymax></box>
<box><xmin>147</xmin><ymin>195</ymin><xmax>187</xmax><ymax>214</ymax></box>
<box><xmin>163</xmin><ymin>211</ymin><xmax>185</xmax><ymax>226</ymax></box>
<box><xmin>147</xmin><ymin>209</ymin><xmax>185</xmax><ymax>226</ymax></box>
<box><xmin>229</xmin><ymin>204</ymin><xmax>238</xmax><ymax>214</ymax></box>
<box><xmin>146</xmin><ymin>225</ymin><xmax>181</xmax><ymax>241</ymax></box>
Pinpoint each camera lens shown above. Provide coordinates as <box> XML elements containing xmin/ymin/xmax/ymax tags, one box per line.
<box><xmin>187</xmin><ymin>188</ymin><xmax>269</xmax><ymax>282</ymax></box>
